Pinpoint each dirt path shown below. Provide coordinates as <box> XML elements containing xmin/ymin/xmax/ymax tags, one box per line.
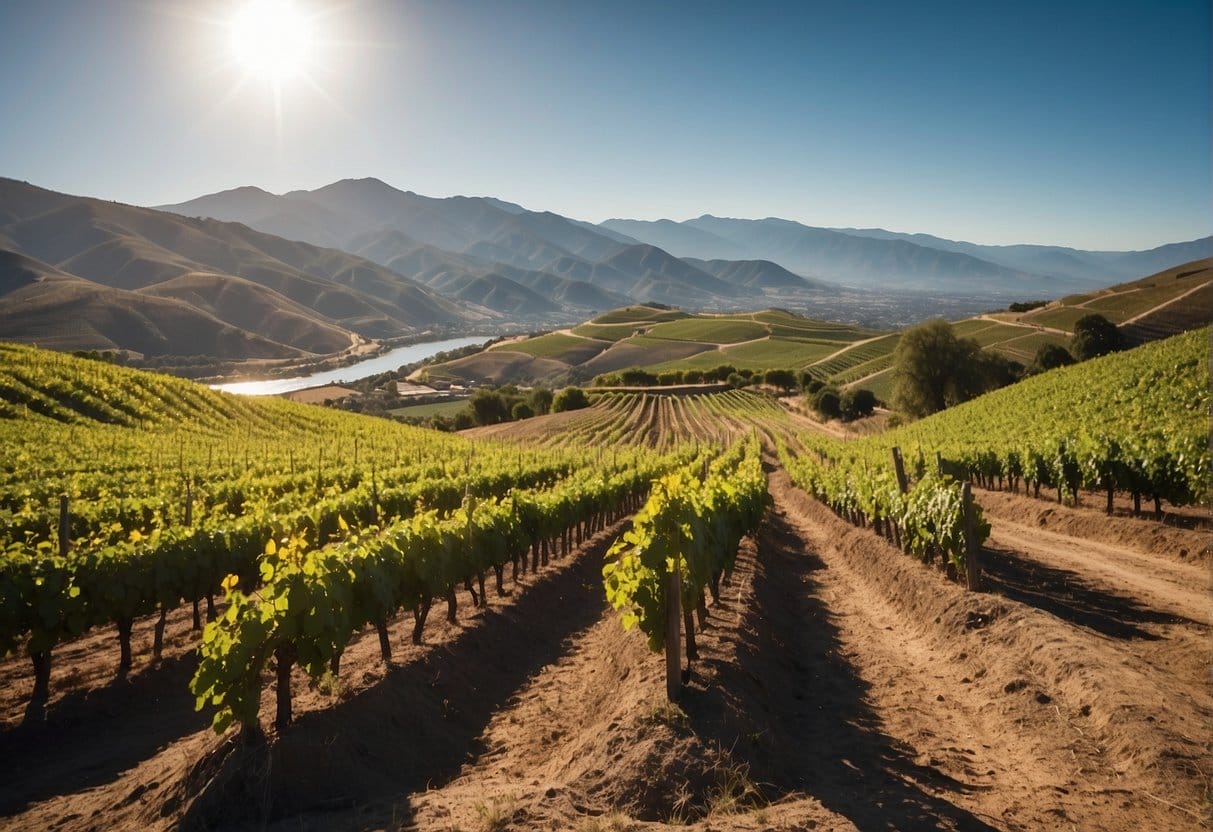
<box><xmin>976</xmin><ymin>313</ymin><xmax>1070</xmax><ymax>336</ymax></box>
<box><xmin>331</xmin><ymin>468</ymin><xmax>1211</xmax><ymax>830</ymax></box>
<box><xmin>807</xmin><ymin>331</ymin><xmax>894</xmax><ymax>369</ymax></box>
<box><xmin>983</xmin><ymin>518</ymin><xmax>1209</xmax><ymax>623</ymax></box>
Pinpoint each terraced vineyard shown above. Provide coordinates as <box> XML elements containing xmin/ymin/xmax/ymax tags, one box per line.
<box><xmin>0</xmin><ymin>331</ymin><xmax>1208</xmax><ymax>832</ymax></box>
<box><xmin>999</xmin><ymin>257</ymin><xmax>1213</xmax><ymax>340</ymax></box>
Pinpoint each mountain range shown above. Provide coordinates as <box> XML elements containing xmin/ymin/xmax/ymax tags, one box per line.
<box><xmin>601</xmin><ymin>217</ymin><xmax>1213</xmax><ymax>293</ymax></box>
<box><xmin>1</xmin><ymin>173</ymin><xmax>1209</xmax><ymax>364</ymax></box>
<box><xmin>157</xmin><ymin>178</ymin><xmax>837</xmax><ymax>316</ymax></box>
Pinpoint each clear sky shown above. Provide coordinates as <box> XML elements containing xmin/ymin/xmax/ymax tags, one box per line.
<box><xmin>0</xmin><ymin>0</ymin><xmax>1208</xmax><ymax>249</ymax></box>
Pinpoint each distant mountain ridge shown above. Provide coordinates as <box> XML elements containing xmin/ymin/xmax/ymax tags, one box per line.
<box><xmin>157</xmin><ymin>178</ymin><xmax>837</xmax><ymax>316</ymax></box>
<box><xmin>603</xmin><ymin>215</ymin><xmax>1213</xmax><ymax>294</ymax></box>
<box><xmin>829</xmin><ymin>226</ymin><xmax>1213</xmax><ymax>287</ymax></box>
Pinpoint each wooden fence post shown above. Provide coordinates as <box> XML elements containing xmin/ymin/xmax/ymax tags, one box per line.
<box><xmin>936</xmin><ymin>451</ymin><xmax>944</xmax><ymax>477</ymax></box>
<box><xmin>892</xmin><ymin>447</ymin><xmax>908</xmax><ymax>494</ymax></box>
<box><xmin>665</xmin><ymin>559</ymin><xmax>681</xmax><ymax>701</ymax></box>
<box><xmin>963</xmin><ymin>482</ymin><xmax>982</xmax><ymax>591</ymax></box>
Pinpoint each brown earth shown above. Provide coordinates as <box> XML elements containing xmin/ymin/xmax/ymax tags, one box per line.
<box><xmin>0</xmin><ymin>461</ymin><xmax>1208</xmax><ymax>831</ymax></box>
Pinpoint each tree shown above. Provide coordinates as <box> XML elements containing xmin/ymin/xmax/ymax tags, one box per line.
<box><xmin>620</xmin><ymin>368</ymin><xmax>657</xmax><ymax>386</ymax></box>
<box><xmin>810</xmin><ymin>387</ymin><xmax>842</xmax><ymax>419</ymax></box>
<box><xmin>977</xmin><ymin>353</ymin><xmax>1024</xmax><ymax>389</ymax></box>
<box><xmin>552</xmin><ymin>386</ymin><xmax>590</xmax><ymax>412</ymax></box>
<box><xmin>891</xmin><ymin>320</ymin><xmax>986</xmax><ymax>419</ymax></box>
<box><xmin>1071</xmin><ymin>314</ymin><xmax>1122</xmax><ymax>360</ymax></box>
<box><xmin>511</xmin><ymin>401</ymin><xmax>534</xmax><ymax>420</ymax></box>
<box><xmin>470</xmin><ymin>390</ymin><xmax>509</xmax><ymax>426</ymax></box>
<box><xmin>763</xmin><ymin>368</ymin><xmax>798</xmax><ymax>391</ymax></box>
<box><xmin>839</xmin><ymin>388</ymin><xmax>877</xmax><ymax>421</ymax></box>
<box><xmin>527</xmin><ymin>387</ymin><xmax>553</xmax><ymax>415</ymax></box>
<box><xmin>1030</xmin><ymin>343</ymin><xmax>1075</xmax><ymax>373</ymax></box>
<box><xmin>705</xmin><ymin>365</ymin><xmax>737</xmax><ymax>382</ymax></box>
<box><xmin>797</xmin><ymin>370</ymin><xmax>819</xmax><ymax>392</ymax></box>
<box><xmin>726</xmin><ymin>372</ymin><xmax>747</xmax><ymax>389</ymax></box>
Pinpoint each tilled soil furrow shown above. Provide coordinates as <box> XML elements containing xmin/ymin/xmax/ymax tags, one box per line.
<box><xmin>981</xmin><ymin>527</ymin><xmax>1212</xmax><ymax>692</ymax></box>
<box><xmin>984</xmin><ymin>519</ymin><xmax>1209</xmax><ymax>624</ymax></box>
<box><xmin>768</xmin><ymin>470</ymin><xmax>1209</xmax><ymax>831</ymax></box>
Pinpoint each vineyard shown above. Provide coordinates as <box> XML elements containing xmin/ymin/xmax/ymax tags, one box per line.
<box><xmin>0</xmin><ymin>331</ymin><xmax>1209</xmax><ymax>831</ymax></box>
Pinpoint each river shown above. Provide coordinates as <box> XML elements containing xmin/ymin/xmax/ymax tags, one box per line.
<box><xmin>209</xmin><ymin>336</ymin><xmax>489</xmax><ymax>396</ymax></box>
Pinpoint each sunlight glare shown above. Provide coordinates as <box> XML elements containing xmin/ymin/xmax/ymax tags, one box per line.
<box><xmin>229</xmin><ymin>0</ymin><xmax>314</xmax><ymax>83</ymax></box>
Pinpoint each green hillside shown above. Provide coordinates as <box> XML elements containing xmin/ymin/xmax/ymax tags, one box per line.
<box><xmin>425</xmin><ymin>305</ymin><xmax>882</xmax><ymax>386</ymax></box>
<box><xmin>792</xmin><ymin>327</ymin><xmax>1210</xmax><ymax>511</ymax></box>
<box><xmin>995</xmin><ymin>257</ymin><xmax>1213</xmax><ymax>337</ymax></box>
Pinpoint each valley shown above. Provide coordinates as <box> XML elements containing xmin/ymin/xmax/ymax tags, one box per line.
<box><xmin>3</xmin><ymin>3</ymin><xmax>1209</xmax><ymax>830</ymax></box>
<box><xmin>0</xmin><ymin>332</ymin><xmax>1207</xmax><ymax>830</ymax></box>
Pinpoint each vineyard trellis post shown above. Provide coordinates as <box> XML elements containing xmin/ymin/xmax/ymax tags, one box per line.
<box><xmin>891</xmin><ymin>447</ymin><xmax>908</xmax><ymax>550</ymax></box>
<box><xmin>891</xmin><ymin>447</ymin><xmax>908</xmax><ymax>494</ymax></box>
<box><xmin>963</xmin><ymin>482</ymin><xmax>982</xmax><ymax>591</ymax></box>
<box><xmin>665</xmin><ymin>557</ymin><xmax>681</xmax><ymax>701</ymax></box>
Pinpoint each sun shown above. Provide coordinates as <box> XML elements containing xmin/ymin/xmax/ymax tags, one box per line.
<box><xmin>229</xmin><ymin>0</ymin><xmax>315</xmax><ymax>83</ymax></box>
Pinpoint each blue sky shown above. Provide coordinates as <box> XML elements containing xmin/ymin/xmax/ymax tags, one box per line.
<box><xmin>0</xmin><ymin>0</ymin><xmax>1208</xmax><ymax>249</ymax></box>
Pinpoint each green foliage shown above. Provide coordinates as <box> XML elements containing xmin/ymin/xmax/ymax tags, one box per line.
<box><xmin>470</xmin><ymin>390</ymin><xmax>510</xmax><ymax>426</ymax></box>
<box><xmin>891</xmin><ymin>320</ymin><xmax>1022</xmax><ymax>419</ymax></box>
<box><xmin>779</xmin><ymin>439</ymin><xmax>989</xmax><ymax>577</ymax></box>
<box><xmin>1008</xmin><ymin>300</ymin><xmax>1047</xmax><ymax>313</ymax></box>
<box><xmin>552</xmin><ymin>387</ymin><xmax>590</xmax><ymax>412</ymax></box>
<box><xmin>801</xmin><ymin>328</ymin><xmax>1210</xmax><ymax>510</ymax></box>
<box><xmin>1071</xmin><ymin>314</ymin><xmax>1123</xmax><ymax>360</ymax></box>
<box><xmin>619</xmin><ymin>368</ymin><xmax>658</xmax><ymax>386</ymax></box>
<box><xmin>511</xmin><ymin>401</ymin><xmax>534</xmax><ymax>420</ymax></box>
<box><xmin>839</xmin><ymin>388</ymin><xmax>877</xmax><ymax>421</ymax></box>
<box><xmin>527</xmin><ymin>387</ymin><xmax>554</xmax><ymax>416</ymax></box>
<box><xmin>1030</xmin><ymin>343</ymin><xmax>1075</xmax><ymax>373</ymax></box>
<box><xmin>192</xmin><ymin>448</ymin><xmax>688</xmax><ymax>733</ymax></box>
<box><xmin>891</xmin><ymin>320</ymin><xmax>986</xmax><ymax>419</ymax></box>
<box><xmin>809</xmin><ymin>386</ymin><xmax>842</xmax><ymax>419</ymax></box>
<box><xmin>604</xmin><ymin>438</ymin><xmax>769</xmax><ymax>651</ymax></box>
<box><xmin>762</xmin><ymin>368</ymin><xmax>798</xmax><ymax>391</ymax></box>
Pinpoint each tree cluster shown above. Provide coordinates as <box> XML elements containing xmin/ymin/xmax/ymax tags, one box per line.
<box><xmin>890</xmin><ymin>320</ymin><xmax>1025</xmax><ymax>419</ymax></box>
<box><xmin>592</xmin><ymin>365</ymin><xmax>801</xmax><ymax>391</ymax></box>
<box><xmin>804</xmin><ymin>383</ymin><xmax>877</xmax><ymax>422</ymax></box>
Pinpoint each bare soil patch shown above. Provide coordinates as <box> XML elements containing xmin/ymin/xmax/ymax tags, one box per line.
<box><xmin>976</xmin><ymin>487</ymin><xmax>1211</xmax><ymax>563</ymax></box>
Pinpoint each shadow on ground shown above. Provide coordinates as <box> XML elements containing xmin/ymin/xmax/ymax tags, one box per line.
<box><xmin>180</xmin><ymin>532</ymin><xmax>616</xmax><ymax>832</ymax></box>
<box><xmin>980</xmin><ymin>545</ymin><xmax>1201</xmax><ymax>640</ymax></box>
<box><xmin>681</xmin><ymin>506</ymin><xmax>1002</xmax><ymax>832</ymax></box>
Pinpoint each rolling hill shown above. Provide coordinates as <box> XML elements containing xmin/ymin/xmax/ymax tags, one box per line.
<box><xmin>423</xmin><ymin>258</ymin><xmax>1213</xmax><ymax>400</ymax></box>
<box><xmin>987</xmin><ymin>257</ymin><xmax>1213</xmax><ymax>345</ymax></box>
<box><xmin>0</xmin><ymin>178</ymin><xmax>485</xmax><ymax>359</ymax></box>
<box><xmin>0</xmin><ymin>250</ymin><xmax>305</xmax><ymax>358</ymax></box>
